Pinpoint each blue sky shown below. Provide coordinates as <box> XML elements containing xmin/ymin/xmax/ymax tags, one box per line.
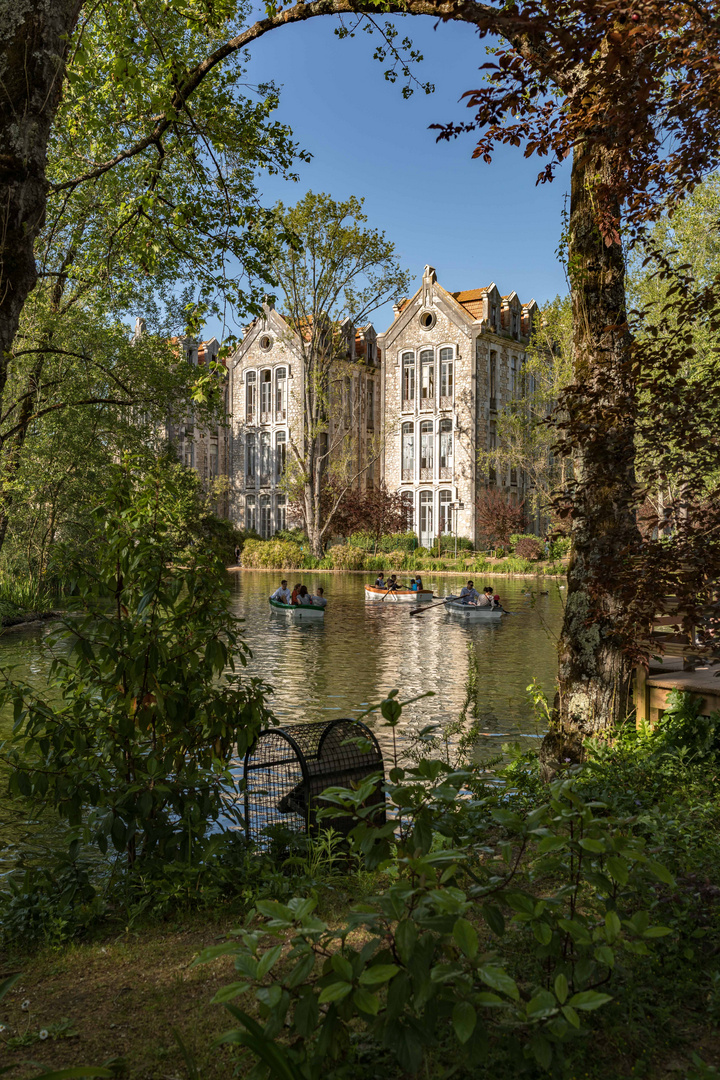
<box><xmin>211</xmin><ymin>13</ymin><xmax>571</xmax><ymax>341</ymax></box>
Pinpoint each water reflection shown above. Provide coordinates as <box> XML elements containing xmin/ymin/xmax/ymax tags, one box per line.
<box><xmin>0</xmin><ymin>572</ymin><xmax>563</xmax><ymax>874</ymax></box>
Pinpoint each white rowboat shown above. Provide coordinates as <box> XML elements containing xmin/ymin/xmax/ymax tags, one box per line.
<box><xmin>364</xmin><ymin>585</ymin><xmax>433</xmax><ymax>603</ymax></box>
<box><xmin>269</xmin><ymin>598</ymin><xmax>325</xmax><ymax>619</ymax></box>
<box><xmin>444</xmin><ymin>595</ymin><xmax>505</xmax><ymax>618</ymax></box>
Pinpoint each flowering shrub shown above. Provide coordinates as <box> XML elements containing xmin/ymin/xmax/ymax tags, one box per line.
<box><xmin>515</xmin><ymin>536</ymin><xmax>543</xmax><ymax>560</ymax></box>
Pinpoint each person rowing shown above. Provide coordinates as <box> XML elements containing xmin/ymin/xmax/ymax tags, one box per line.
<box><xmin>459</xmin><ymin>580</ymin><xmax>479</xmax><ymax>604</ymax></box>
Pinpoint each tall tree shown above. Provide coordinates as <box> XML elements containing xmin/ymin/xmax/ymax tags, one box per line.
<box><xmin>268</xmin><ymin>192</ymin><xmax>409</xmax><ymax>557</ymax></box>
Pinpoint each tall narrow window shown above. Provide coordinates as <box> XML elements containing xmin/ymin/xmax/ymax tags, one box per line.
<box><xmin>488</xmin><ymin>420</ymin><xmax>497</xmax><ymax>484</ymax></box>
<box><xmin>511</xmin><ymin>356</ymin><xmax>518</xmax><ymax>399</ymax></box>
<box><xmin>366</xmin><ymin>378</ymin><xmax>374</xmax><ymax>430</ymax></box>
<box><xmin>246</xmin><ymin>432</ymin><xmax>256</xmax><ymax>485</ymax></box>
<box><xmin>184</xmin><ymin>441</ymin><xmax>195</xmax><ymax>469</ymax></box>
<box><xmin>259</xmin><ymin>494</ymin><xmax>272</xmax><ymax>538</ymax></box>
<box><xmin>276</xmin><ymin>497</ymin><xmax>286</xmax><ymax>533</ymax></box>
<box><xmin>419</xmin><ymin>491</ymin><xmax>433</xmax><ymax>548</ymax></box>
<box><xmin>401</xmin><ymin>422</ymin><xmax>414</xmax><ymax>481</ymax></box>
<box><xmin>260</xmin><ymin>369</ymin><xmax>272</xmax><ymax>414</ymax></box>
<box><xmin>420</xmin><ymin>419</ymin><xmax>433</xmax><ymax>477</ymax></box>
<box><xmin>260</xmin><ymin>431</ymin><xmax>271</xmax><ymax>485</ymax></box>
<box><xmin>209</xmin><ymin>443</ymin><xmax>219</xmax><ymax>478</ymax></box>
<box><xmin>402</xmin><ymin>352</ymin><xmax>415</xmax><ymax>404</ymax></box>
<box><xmin>275</xmin><ymin>430</ymin><xmax>286</xmax><ymax>479</ymax></box>
<box><xmin>510</xmin><ymin>467</ymin><xmax>518</xmax><ymax>486</ymax></box>
<box><xmin>490</xmin><ymin>351</ymin><xmax>497</xmax><ymax>409</ymax></box>
<box><xmin>246</xmin><ymin>371</ymin><xmax>257</xmax><ymax>421</ymax></box>
<box><xmin>420</xmin><ymin>350</ymin><xmax>434</xmax><ymax>402</ymax></box>
<box><xmin>491</xmin><ymin>302</ymin><xmax>499</xmax><ymax>331</ymax></box>
<box><xmin>440</xmin><ymin>347</ymin><xmax>453</xmax><ymax>399</ymax></box>
<box><xmin>246</xmin><ymin>495</ymin><xmax>256</xmax><ymax>532</ymax></box>
<box><xmin>438</xmin><ymin>490</ymin><xmax>452</xmax><ymax>536</ymax></box>
<box><xmin>275</xmin><ymin>367</ymin><xmax>287</xmax><ymax>419</ymax></box>
<box><xmin>439</xmin><ymin>419</ymin><xmax>453</xmax><ymax>477</ymax></box>
<box><xmin>402</xmin><ymin>491</ymin><xmax>414</xmax><ymax>531</ymax></box>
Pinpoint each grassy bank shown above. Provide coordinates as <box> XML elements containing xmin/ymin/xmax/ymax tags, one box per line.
<box><xmin>237</xmin><ymin>538</ymin><xmax>568</xmax><ymax>577</ymax></box>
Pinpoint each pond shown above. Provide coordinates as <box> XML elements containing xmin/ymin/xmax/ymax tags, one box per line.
<box><xmin>0</xmin><ymin>571</ymin><xmax>565</xmax><ymax>876</ymax></box>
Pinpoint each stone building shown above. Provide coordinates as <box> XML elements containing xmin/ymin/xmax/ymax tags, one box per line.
<box><xmin>164</xmin><ymin>335</ymin><xmax>231</xmax><ymax>515</ymax></box>
<box><xmin>227</xmin><ymin>304</ymin><xmax>382</xmax><ymax>536</ymax></box>
<box><xmin>377</xmin><ymin>266</ymin><xmax>537</xmax><ymax>547</ymax></box>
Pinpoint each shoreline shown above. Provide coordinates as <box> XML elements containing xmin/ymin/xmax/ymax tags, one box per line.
<box><xmin>226</xmin><ymin>566</ymin><xmax>567</xmax><ymax>580</ymax></box>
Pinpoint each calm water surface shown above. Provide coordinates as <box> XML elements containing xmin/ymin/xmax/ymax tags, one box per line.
<box><xmin>0</xmin><ymin>572</ymin><xmax>564</xmax><ymax>874</ymax></box>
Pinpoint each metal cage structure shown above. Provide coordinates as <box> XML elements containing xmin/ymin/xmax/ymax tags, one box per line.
<box><xmin>242</xmin><ymin>718</ymin><xmax>385</xmax><ymax>846</ymax></box>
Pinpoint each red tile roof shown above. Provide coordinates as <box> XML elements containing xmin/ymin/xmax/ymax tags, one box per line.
<box><xmin>451</xmin><ymin>287</ymin><xmax>490</xmax><ymax>320</ymax></box>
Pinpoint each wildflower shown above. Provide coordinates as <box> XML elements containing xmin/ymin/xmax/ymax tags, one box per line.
<box><xmin>21</xmin><ymin>999</ymin><xmax>30</xmax><ymax>1011</ymax></box>
<box><xmin>564</xmin><ymin>757</ymin><xmax>572</xmax><ymax>763</ymax></box>
<box><xmin>39</xmin><ymin>1029</ymin><xmax>49</xmax><ymax>1041</ymax></box>
<box><xmin>0</xmin><ymin>1023</ymin><xmax>5</xmax><ymax>1033</ymax></box>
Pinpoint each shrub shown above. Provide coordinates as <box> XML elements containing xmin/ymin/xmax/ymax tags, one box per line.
<box><xmin>550</xmin><ymin>536</ymin><xmax>572</xmax><ymax>559</ymax></box>
<box><xmin>326</xmin><ymin>544</ymin><xmax>367</xmax><ymax>570</ymax></box>
<box><xmin>515</xmin><ymin>536</ymin><xmax>543</xmax><ymax>560</ymax></box>
<box><xmin>241</xmin><ymin>539</ymin><xmax>305</xmax><ymax>569</ymax></box>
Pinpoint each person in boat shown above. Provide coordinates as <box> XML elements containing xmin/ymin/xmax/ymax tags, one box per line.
<box><xmin>312</xmin><ymin>587</ymin><xmax>327</xmax><ymax>608</ymax></box>
<box><xmin>459</xmin><ymin>580</ymin><xmax>480</xmax><ymax>604</ymax></box>
<box><xmin>409</xmin><ymin>578</ymin><xmax>418</xmax><ymax>591</ymax></box>
<box><xmin>387</xmin><ymin>574</ymin><xmax>400</xmax><ymax>591</ymax></box>
<box><xmin>298</xmin><ymin>585</ymin><xmax>315</xmax><ymax>605</ymax></box>
<box><xmin>375</xmin><ymin>571</ymin><xmax>386</xmax><ymax>588</ymax></box>
<box><xmin>291</xmin><ymin>583</ymin><xmax>302</xmax><ymax>605</ymax></box>
<box><xmin>415</xmin><ymin>574</ymin><xmax>424</xmax><ymax>591</ymax></box>
<box><xmin>478</xmin><ymin>585</ymin><xmax>498</xmax><ymax>608</ymax></box>
<box><xmin>270</xmin><ymin>580</ymin><xmax>291</xmax><ymax>604</ymax></box>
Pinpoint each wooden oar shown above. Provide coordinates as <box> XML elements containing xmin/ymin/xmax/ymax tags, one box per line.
<box><xmin>409</xmin><ymin>596</ymin><xmax>454</xmax><ymax>617</ymax></box>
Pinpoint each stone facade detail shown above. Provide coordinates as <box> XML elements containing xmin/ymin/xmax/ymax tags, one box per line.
<box><xmin>377</xmin><ymin>266</ymin><xmax>537</xmax><ymax>547</ymax></box>
<box><xmin>227</xmin><ymin>305</ymin><xmax>382</xmax><ymax>537</ymax></box>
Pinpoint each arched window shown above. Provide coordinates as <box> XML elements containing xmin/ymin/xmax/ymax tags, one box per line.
<box><xmin>438</xmin><ymin>490</ymin><xmax>453</xmax><ymax>537</ymax></box>
<box><xmin>259</xmin><ymin>431</ymin><xmax>271</xmax><ymax>485</ymax></box>
<box><xmin>275</xmin><ymin>367</ymin><xmax>287</xmax><ymax>419</ymax></box>
<box><xmin>246</xmin><ymin>371</ymin><xmax>257</xmax><ymax>421</ymax></box>
<box><xmin>439</xmin><ymin>419</ymin><xmax>453</xmax><ymax>478</ymax></box>
<box><xmin>260</xmin><ymin>369</ymin><xmax>272</xmax><ymax>414</ymax></box>
<box><xmin>259</xmin><ymin>494</ymin><xmax>272</xmax><ymax>538</ymax></box>
<box><xmin>402</xmin><ymin>352</ymin><xmax>415</xmax><ymax>404</ymax></box>
<box><xmin>419</xmin><ymin>491</ymin><xmax>433</xmax><ymax>548</ymax></box>
<box><xmin>246</xmin><ymin>432</ymin><xmax>256</xmax><ymax>485</ymax></box>
<box><xmin>275</xmin><ymin>430</ymin><xmax>286</xmax><ymax>479</ymax></box>
<box><xmin>420</xmin><ymin>350</ymin><xmax>434</xmax><ymax>403</ymax></box>
<box><xmin>401</xmin><ymin>422</ymin><xmax>414</xmax><ymax>481</ymax></box>
<box><xmin>246</xmin><ymin>494</ymin><xmax>256</xmax><ymax>532</ymax></box>
<box><xmin>420</xmin><ymin>419</ymin><xmax>433</xmax><ymax>478</ymax></box>
<box><xmin>440</xmin><ymin>347</ymin><xmax>453</xmax><ymax>399</ymax></box>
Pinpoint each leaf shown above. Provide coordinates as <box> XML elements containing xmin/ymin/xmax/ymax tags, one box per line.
<box><xmin>482</xmin><ymin>904</ymin><xmax>505</xmax><ymax>937</ymax></box>
<box><xmin>359</xmin><ymin>964</ymin><xmax>400</xmax><ymax>985</ymax></box>
<box><xmin>318</xmin><ymin>981</ymin><xmax>353</xmax><ymax>1004</ymax></box>
<box><xmin>605</xmin><ymin>910</ymin><xmax>621</xmax><ymax>943</ymax></box>
<box><xmin>453</xmin><ymin>917</ymin><xmax>479</xmax><ymax>959</ymax></box>
<box><xmin>478</xmin><ymin>965</ymin><xmax>519</xmax><ymax>1001</ymax></box>
<box><xmin>530</xmin><ymin>1033</ymin><xmax>552</xmax><ymax>1070</ymax></box>
<box><xmin>257</xmin><ymin>944</ymin><xmax>283</xmax><ymax>979</ymax></box>
<box><xmin>211</xmin><ymin>982</ymin><xmax>250</xmax><ymax>1004</ymax></box>
<box><xmin>452</xmin><ymin>1001</ymin><xmax>477</xmax><ymax>1044</ymax></box>
<box><xmin>395</xmin><ymin>918</ymin><xmax>417</xmax><ymax>963</ymax></box>
<box><xmin>568</xmin><ymin>990</ymin><xmax>613</xmax><ymax>1011</ymax></box>
<box><xmin>353</xmin><ymin>987</ymin><xmax>381</xmax><ymax>1015</ymax></box>
<box><xmin>554</xmin><ymin>973</ymin><xmax>568</xmax><ymax>1005</ymax></box>
<box><xmin>526</xmin><ymin>989</ymin><xmax>556</xmax><ymax>1019</ymax></box>
<box><xmin>536</xmin><ymin>834</ymin><xmax>567</xmax><ymax>853</ymax></box>
<box><xmin>578</xmin><ymin>837</ymin><xmax>606</xmax><ymax>853</ymax></box>
<box><xmin>561</xmin><ymin>1004</ymin><xmax>580</xmax><ymax>1028</ymax></box>
<box><xmin>0</xmin><ymin>972</ymin><xmax>20</xmax><ymax>1002</ymax></box>
<box><xmin>533</xmin><ymin>922</ymin><xmax>552</xmax><ymax>945</ymax></box>
<box><xmin>642</xmin><ymin>926</ymin><xmax>673</xmax><ymax>938</ymax></box>
<box><xmin>646</xmin><ymin>859</ymin><xmax>675</xmax><ymax>887</ymax></box>
<box><xmin>606</xmin><ymin>855</ymin><xmax>629</xmax><ymax>885</ymax></box>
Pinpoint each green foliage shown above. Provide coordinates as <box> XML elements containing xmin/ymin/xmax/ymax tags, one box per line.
<box><xmin>0</xmin><ymin>459</ymin><xmax>273</xmax><ymax>871</ymax></box>
<box><xmin>201</xmin><ymin>694</ymin><xmax>674</xmax><ymax>1078</ymax></box>
<box><xmin>347</xmin><ymin>532</ymin><xmax>419</xmax><ymax>553</ymax></box>
<box><xmin>242</xmin><ymin>539</ymin><xmax>305</xmax><ymax>569</ymax></box>
<box><xmin>324</xmin><ymin>545</ymin><xmax>367</xmax><ymax>571</ymax></box>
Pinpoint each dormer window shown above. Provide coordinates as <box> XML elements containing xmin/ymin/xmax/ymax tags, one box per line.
<box><xmin>491</xmin><ymin>303</ymin><xmax>498</xmax><ymax>331</ymax></box>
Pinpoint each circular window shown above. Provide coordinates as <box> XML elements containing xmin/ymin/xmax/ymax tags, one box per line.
<box><xmin>259</xmin><ymin>335</ymin><xmax>272</xmax><ymax>351</ymax></box>
<box><xmin>419</xmin><ymin>310</ymin><xmax>436</xmax><ymax>330</ymax></box>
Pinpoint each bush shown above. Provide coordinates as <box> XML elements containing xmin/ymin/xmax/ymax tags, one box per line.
<box><xmin>241</xmin><ymin>539</ymin><xmax>304</xmax><ymax>569</ymax></box>
<box><xmin>326</xmin><ymin>544</ymin><xmax>367</xmax><ymax>570</ymax></box>
<box><xmin>514</xmin><ymin>536</ymin><xmax>543</xmax><ymax>560</ymax></box>
<box><xmin>550</xmin><ymin>536</ymin><xmax>572</xmax><ymax>559</ymax></box>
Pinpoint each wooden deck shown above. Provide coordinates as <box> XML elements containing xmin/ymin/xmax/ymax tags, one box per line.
<box><xmin>635</xmin><ymin>658</ymin><xmax>720</xmax><ymax>725</ymax></box>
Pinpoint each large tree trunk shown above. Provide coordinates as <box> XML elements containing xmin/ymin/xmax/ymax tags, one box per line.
<box><xmin>540</xmin><ymin>141</ymin><xmax>640</xmax><ymax>776</ymax></box>
<box><xmin>0</xmin><ymin>1</ymin><xmax>82</xmax><ymax>387</ymax></box>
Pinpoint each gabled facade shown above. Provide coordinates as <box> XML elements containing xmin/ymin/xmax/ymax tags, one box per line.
<box><xmin>227</xmin><ymin>303</ymin><xmax>382</xmax><ymax>537</ymax></box>
<box><xmin>378</xmin><ymin>266</ymin><xmax>537</xmax><ymax>547</ymax></box>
